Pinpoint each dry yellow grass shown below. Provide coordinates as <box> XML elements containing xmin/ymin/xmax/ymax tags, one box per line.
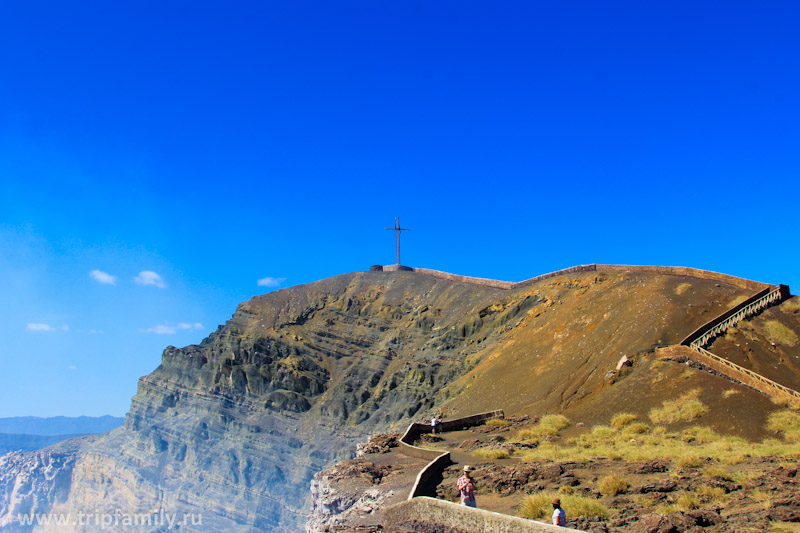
<box><xmin>519</xmin><ymin>491</ymin><xmax>609</xmax><ymax>520</ymax></box>
<box><xmin>514</xmin><ymin>414</ymin><xmax>570</xmax><ymax>443</ymax></box>
<box><xmin>770</xmin><ymin>521</ymin><xmax>800</xmax><ymax>532</ymax></box>
<box><xmin>649</xmin><ymin>389</ymin><xmax>708</xmax><ymax>424</ymax></box>
<box><xmin>676</xmin><ymin>283</ymin><xmax>692</xmax><ymax>295</ymax></box>
<box><xmin>676</xmin><ymin>453</ymin><xmax>705</xmax><ymax>468</ymax></box>
<box><xmin>610</xmin><ymin>413</ymin><xmax>637</xmax><ymax>429</ymax></box>
<box><xmin>472</xmin><ymin>447</ymin><xmax>510</xmax><ymax>460</ymax></box>
<box><xmin>761</xmin><ymin>320</ymin><xmax>799</xmax><ymax>347</ymax></box>
<box><xmin>782</xmin><ymin>297</ymin><xmax>800</xmax><ymax>313</ymax></box>
<box><xmin>597</xmin><ymin>474</ymin><xmax>629</xmax><ymax>497</ymax></box>
<box><xmin>520</xmin><ymin>414</ymin><xmax>800</xmax><ymax>464</ymax></box>
<box><xmin>766</xmin><ymin>410</ymin><xmax>800</xmax><ymax>442</ymax></box>
<box><xmin>485</xmin><ymin>418</ymin><xmax>510</xmax><ymax>428</ymax></box>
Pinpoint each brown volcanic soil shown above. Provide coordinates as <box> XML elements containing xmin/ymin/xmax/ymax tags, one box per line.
<box><xmin>311</xmin><ymin>269</ymin><xmax>800</xmax><ymax>532</ymax></box>
<box><xmin>435</xmin><ymin>269</ymin><xmax>787</xmax><ymax>441</ymax></box>
<box><xmin>426</xmin><ymin>422</ymin><xmax>800</xmax><ymax>532</ymax></box>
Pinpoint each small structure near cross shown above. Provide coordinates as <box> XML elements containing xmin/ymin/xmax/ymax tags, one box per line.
<box><xmin>384</xmin><ymin>217</ymin><xmax>411</xmax><ymax>265</ymax></box>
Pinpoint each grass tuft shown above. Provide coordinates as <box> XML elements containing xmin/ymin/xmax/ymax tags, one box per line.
<box><xmin>519</xmin><ymin>491</ymin><xmax>609</xmax><ymax>520</ymax></box>
<box><xmin>515</xmin><ymin>414</ymin><xmax>570</xmax><ymax>442</ymax></box>
<box><xmin>472</xmin><ymin>447</ymin><xmax>510</xmax><ymax>460</ymax></box>
<box><xmin>485</xmin><ymin>418</ymin><xmax>509</xmax><ymax>428</ymax></box>
<box><xmin>761</xmin><ymin>320</ymin><xmax>799</xmax><ymax>347</ymax></box>
<box><xmin>770</xmin><ymin>521</ymin><xmax>800</xmax><ymax>532</ymax></box>
<box><xmin>782</xmin><ymin>297</ymin><xmax>800</xmax><ymax>313</ymax></box>
<box><xmin>676</xmin><ymin>453</ymin><xmax>704</xmax><ymax>468</ymax></box>
<box><xmin>611</xmin><ymin>413</ymin><xmax>637</xmax><ymax>429</ymax></box>
<box><xmin>702</xmin><ymin>466</ymin><xmax>731</xmax><ymax>480</ymax></box>
<box><xmin>649</xmin><ymin>389</ymin><xmax>708</xmax><ymax>424</ymax></box>
<box><xmin>598</xmin><ymin>473</ymin><xmax>629</xmax><ymax>497</ymax></box>
<box><xmin>767</xmin><ymin>410</ymin><xmax>800</xmax><ymax>442</ymax></box>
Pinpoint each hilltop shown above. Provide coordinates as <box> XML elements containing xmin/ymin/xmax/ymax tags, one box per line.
<box><xmin>0</xmin><ymin>265</ymin><xmax>797</xmax><ymax>532</ymax></box>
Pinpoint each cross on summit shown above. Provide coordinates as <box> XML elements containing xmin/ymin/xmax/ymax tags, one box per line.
<box><xmin>384</xmin><ymin>217</ymin><xmax>410</xmax><ymax>265</ymax></box>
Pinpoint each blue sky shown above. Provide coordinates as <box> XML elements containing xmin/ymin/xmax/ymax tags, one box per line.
<box><xmin>1</xmin><ymin>1</ymin><xmax>798</xmax><ymax>417</ymax></box>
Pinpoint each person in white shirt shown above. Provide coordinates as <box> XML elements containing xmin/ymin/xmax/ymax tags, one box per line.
<box><xmin>552</xmin><ymin>497</ymin><xmax>566</xmax><ymax>527</ymax></box>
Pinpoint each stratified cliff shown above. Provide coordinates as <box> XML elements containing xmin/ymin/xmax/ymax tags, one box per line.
<box><xmin>0</xmin><ymin>271</ymin><xmax>524</xmax><ymax>532</ymax></box>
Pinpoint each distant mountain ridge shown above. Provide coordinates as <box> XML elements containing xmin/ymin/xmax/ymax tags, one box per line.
<box><xmin>0</xmin><ymin>416</ymin><xmax>123</xmax><ymax>436</ymax></box>
<box><xmin>0</xmin><ymin>433</ymin><xmax>86</xmax><ymax>456</ymax></box>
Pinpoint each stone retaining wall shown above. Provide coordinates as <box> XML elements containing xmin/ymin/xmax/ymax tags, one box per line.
<box><xmin>380</xmin><ymin>264</ymin><xmax>772</xmax><ymax>292</ymax></box>
<box><xmin>594</xmin><ymin>265</ymin><xmax>770</xmax><ymax>291</ymax></box>
<box><xmin>381</xmin><ymin>496</ymin><xmax>583</xmax><ymax>532</ymax></box>
<box><xmin>382</xmin><ymin>265</ymin><xmax>515</xmax><ymax>289</ymax></box>
<box><xmin>514</xmin><ymin>265</ymin><xmax>599</xmax><ymax>288</ymax></box>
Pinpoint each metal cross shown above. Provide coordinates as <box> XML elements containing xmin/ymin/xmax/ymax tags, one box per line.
<box><xmin>384</xmin><ymin>217</ymin><xmax>411</xmax><ymax>265</ymax></box>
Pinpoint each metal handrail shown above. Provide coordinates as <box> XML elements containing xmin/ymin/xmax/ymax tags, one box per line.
<box><xmin>690</xmin><ymin>345</ymin><xmax>800</xmax><ymax>399</ymax></box>
<box><xmin>690</xmin><ymin>288</ymin><xmax>783</xmax><ymax>349</ymax></box>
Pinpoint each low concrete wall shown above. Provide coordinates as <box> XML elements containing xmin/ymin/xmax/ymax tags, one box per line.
<box><xmin>440</xmin><ymin>409</ymin><xmax>505</xmax><ymax>432</ymax></box>
<box><xmin>410</xmin><ymin>453</ymin><xmax>452</xmax><ymax>499</ymax></box>
<box><xmin>383</xmin><ymin>265</ymin><xmax>515</xmax><ymax>289</ymax></box>
<box><xmin>398</xmin><ymin>410</ymin><xmax>505</xmax><ymax>460</ymax></box>
<box><xmin>379</xmin><ymin>264</ymin><xmax>772</xmax><ymax>293</ymax></box>
<box><xmin>382</xmin><ymin>496</ymin><xmax>583</xmax><ymax>532</ymax></box>
<box><xmin>656</xmin><ymin>345</ymin><xmax>800</xmax><ymax>408</ymax></box>
<box><xmin>515</xmin><ymin>265</ymin><xmax>598</xmax><ymax>288</ymax></box>
<box><xmin>595</xmin><ymin>265</ymin><xmax>770</xmax><ymax>292</ymax></box>
<box><xmin>398</xmin><ymin>422</ymin><xmax>448</xmax><ymax>461</ymax></box>
<box><xmin>399</xmin><ymin>410</ymin><xmax>505</xmax><ymax>499</ymax></box>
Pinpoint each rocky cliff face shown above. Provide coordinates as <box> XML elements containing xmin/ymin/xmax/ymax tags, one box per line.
<box><xmin>0</xmin><ymin>271</ymin><xmax>524</xmax><ymax>532</ymax></box>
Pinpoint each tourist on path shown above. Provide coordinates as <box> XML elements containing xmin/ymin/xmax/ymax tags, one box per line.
<box><xmin>552</xmin><ymin>497</ymin><xmax>566</xmax><ymax>527</ymax></box>
<box><xmin>457</xmin><ymin>465</ymin><xmax>477</xmax><ymax>507</ymax></box>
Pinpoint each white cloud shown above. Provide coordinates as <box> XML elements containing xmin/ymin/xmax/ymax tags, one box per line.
<box><xmin>134</xmin><ymin>271</ymin><xmax>167</xmax><ymax>288</ymax></box>
<box><xmin>89</xmin><ymin>329</ymin><xmax>104</xmax><ymax>334</ymax></box>
<box><xmin>67</xmin><ymin>365</ymin><xmax>78</xmax><ymax>371</ymax></box>
<box><xmin>257</xmin><ymin>276</ymin><xmax>287</xmax><ymax>287</ymax></box>
<box><xmin>27</xmin><ymin>323</ymin><xmax>55</xmax><ymax>332</ymax></box>
<box><xmin>140</xmin><ymin>322</ymin><xmax>204</xmax><ymax>335</ymax></box>
<box><xmin>142</xmin><ymin>325</ymin><xmax>176</xmax><ymax>334</ymax></box>
<box><xmin>89</xmin><ymin>269</ymin><xmax>117</xmax><ymax>285</ymax></box>
<box><xmin>177</xmin><ymin>322</ymin><xmax>204</xmax><ymax>330</ymax></box>
<box><xmin>61</xmin><ymin>325</ymin><xmax>70</xmax><ymax>331</ymax></box>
